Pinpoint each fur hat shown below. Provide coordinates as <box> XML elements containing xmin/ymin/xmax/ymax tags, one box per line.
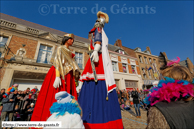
<box><xmin>55</xmin><ymin>91</ymin><xmax>72</xmax><ymax>104</ymax></box>
<box><xmin>97</xmin><ymin>11</ymin><xmax>109</xmax><ymax>23</ymax></box>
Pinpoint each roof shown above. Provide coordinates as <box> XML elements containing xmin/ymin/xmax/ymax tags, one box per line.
<box><xmin>108</xmin><ymin>44</ymin><xmax>121</xmax><ymax>51</ymax></box>
<box><xmin>0</xmin><ymin>13</ymin><xmax>90</xmax><ymax>43</ymax></box>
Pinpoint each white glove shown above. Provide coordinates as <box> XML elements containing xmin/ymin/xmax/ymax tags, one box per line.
<box><xmin>53</xmin><ymin>77</ymin><xmax>61</xmax><ymax>88</ymax></box>
<box><xmin>90</xmin><ymin>44</ymin><xmax>101</xmax><ymax>62</ymax></box>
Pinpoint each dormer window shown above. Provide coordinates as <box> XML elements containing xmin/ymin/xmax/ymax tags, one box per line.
<box><xmin>134</xmin><ymin>47</ymin><xmax>141</xmax><ymax>52</ymax></box>
<box><xmin>144</xmin><ymin>50</ymin><xmax>150</xmax><ymax>54</ymax></box>
<box><xmin>118</xmin><ymin>50</ymin><xmax>124</xmax><ymax>54</ymax></box>
<box><xmin>137</xmin><ymin>48</ymin><xmax>141</xmax><ymax>52</ymax></box>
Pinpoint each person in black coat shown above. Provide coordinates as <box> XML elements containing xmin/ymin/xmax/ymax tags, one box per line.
<box><xmin>0</xmin><ymin>88</ymin><xmax>5</xmax><ymax>104</ymax></box>
<box><xmin>131</xmin><ymin>88</ymin><xmax>141</xmax><ymax>118</ymax></box>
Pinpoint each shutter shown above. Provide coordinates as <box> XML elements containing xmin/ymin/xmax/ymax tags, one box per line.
<box><xmin>118</xmin><ymin>63</ymin><xmax>123</xmax><ymax>72</ymax></box>
<box><xmin>128</xmin><ymin>65</ymin><xmax>132</xmax><ymax>73</ymax></box>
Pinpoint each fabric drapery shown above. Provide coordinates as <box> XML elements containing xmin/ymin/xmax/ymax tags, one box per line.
<box><xmin>50</xmin><ymin>46</ymin><xmax>80</xmax><ymax>80</ymax></box>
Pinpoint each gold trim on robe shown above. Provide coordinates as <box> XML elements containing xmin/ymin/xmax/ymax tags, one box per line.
<box><xmin>50</xmin><ymin>46</ymin><xmax>80</xmax><ymax>80</ymax></box>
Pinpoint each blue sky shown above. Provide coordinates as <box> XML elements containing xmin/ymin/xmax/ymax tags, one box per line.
<box><xmin>1</xmin><ymin>1</ymin><xmax>193</xmax><ymax>63</ymax></box>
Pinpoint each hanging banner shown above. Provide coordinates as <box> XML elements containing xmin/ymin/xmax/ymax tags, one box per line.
<box><xmin>154</xmin><ymin>73</ymin><xmax>158</xmax><ymax>77</ymax></box>
<box><xmin>130</xmin><ymin>59</ymin><xmax>136</xmax><ymax>65</ymax></box>
<box><xmin>110</xmin><ymin>54</ymin><xmax>118</xmax><ymax>61</ymax></box>
<box><xmin>121</xmin><ymin>57</ymin><xmax>127</xmax><ymax>63</ymax></box>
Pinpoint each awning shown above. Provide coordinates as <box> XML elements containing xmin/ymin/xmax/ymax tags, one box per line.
<box><xmin>143</xmin><ymin>80</ymin><xmax>159</xmax><ymax>85</ymax></box>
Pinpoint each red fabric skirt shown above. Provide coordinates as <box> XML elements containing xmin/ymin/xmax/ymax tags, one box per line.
<box><xmin>80</xmin><ymin>53</ymin><xmax>105</xmax><ymax>81</ymax></box>
<box><xmin>31</xmin><ymin>66</ymin><xmax>77</xmax><ymax>121</ymax></box>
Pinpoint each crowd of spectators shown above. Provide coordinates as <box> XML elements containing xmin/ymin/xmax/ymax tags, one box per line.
<box><xmin>0</xmin><ymin>84</ymin><xmax>149</xmax><ymax>123</ymax></box>
<box><xmin>117</xmin><ymin>88</ymin><xmax>148</xmax><ymax>118</ymax></box>
<box><xmin>0</xmin><ymin>85</ymin><xmax>39</xmax><ymax>124</ymax></box>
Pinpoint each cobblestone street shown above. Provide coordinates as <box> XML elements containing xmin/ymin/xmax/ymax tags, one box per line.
<box><xmin>13</xmin><ymin>108</ymin><xmax>147</xmax><ymax>129</ymax></box>
<box><xmin>122</xmin><ymin>108</ymin><xmax>147</xmax><ymax>129</ymax></box>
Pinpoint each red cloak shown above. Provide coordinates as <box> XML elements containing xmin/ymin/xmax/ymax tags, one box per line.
<box><xmin>31</xmin><ymin>66</ymin><xmax>77</xmax><ymax>121</ymax></box>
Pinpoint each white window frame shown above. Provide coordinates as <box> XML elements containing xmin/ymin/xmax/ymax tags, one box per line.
<box><xmin>0</xmin><ymin>36</ymin><xmax>8</xmax><ymax>48</ymax></box>
<box><xmin>122</xmin><ymin>63</ymin><xmax>128</xmax><ymax>73</ymax></box>
<box><xmin>144</xmin><ymin>57</ymin><xmax>148</xmax><ymax>64</ymax></box>
<box><xmin>112</xmin><ymin>61</ymin><xmax>118</xmax><ymax>72</ymax></box>
<box><xmin>118</xmin><ymin>49</ymin><xmax>124</xmax><ymax>54</ymax></box>
<box><xmin>75</xmin><ymin>52</ymin><xmax>83</xmax><ymax>69</ymax></box>
<box><xmin>148</xmin><ymin>70</ymin><xmax>152</xmax><ymax>79</ymax></box>
<box><xmin>36</xmin><ymin>44</ymin><xmax>53</xmax><ymax>64</ymax></box>
<box><xmin>142</xmin><ymin>68</ymin><xmax>147</xmax><ymax>79</ymax></box>
<box><xmin>137</xmin><ymin>48</ymin><xmax>141</xmax><ymax>52</ymax></box>
<box><xmin>35</xmin><ymin>40</ymin><xmax>55</xmax><ymax>62</ymax></box>
<box><xmin>0</xmin><ymin>34</ymin><xmax>12</xmax><ymax>58</ymax></box>
<box><xmin>153</xmin><ymin>59</ymin><xmax>156</xmax><ymax>63</ymax></box>
<box><xmin>131</xmin><ymin>65</ymin><xmax>137</xmax><ymax>74</ymax></box>
<box><xmin>143</xmin><ymin>73</ymin><xmax>147</xmax><ymax>79</ymax></box>
<box><xmin>149</xmin><ymin>58</ymin><xmax>152</xmax><ymax>64</ymax></box>
<box><xmin>139</xmin><ymin>55</ymin><xmax>143</xmax><ymax>63</ymax></box>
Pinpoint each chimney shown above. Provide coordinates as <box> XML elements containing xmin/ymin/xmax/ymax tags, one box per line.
<box><xmin>114</xmin><ymin>39</ymin><xmax>122</xmax><ymax>47</ymax></box>
<box><xmin>146</xmin><ymin>46</ymin><xmax>151</xmax><ymax>54</ymax></box>
<box><xmin>162</xmin><ymin>52</ymin><xmax>168</xmax><ymax>60</ymax></box>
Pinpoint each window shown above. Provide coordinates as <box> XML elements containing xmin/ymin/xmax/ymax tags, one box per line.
<box><xmin>152</xmin><ymin>70</ymin><xmax>157</xmax><ymax>79</ymax></box>
<box><xmin>131</xmin><ymin>65</ymin><xmax>136</xmax><ymax>74</ymax></box>
<box><xmin>0</xmin><ymin>36</ymin><xmax>8</xmax><ymax>57</ymax></box>
<box><xmin>125</xmin><ymin>80</ymin><xmax>138</xmax><ymax>88</ymax></box>
<box><xmin>137</xmin><ymin>48</ymin><xmax>141</xmax><ymax>52</ymax></box>
<box><xmin>139</xmin><ymin>56</ymin><xmax>143</xmax><ymax>63</ymax></box>
<box><xmin>135</xmin><ymin>47</ymin><xmax>141</xmax><ymax>52</ymax></box>
<box><xmin>153</xmin><ymin>59</ymin><xmax>156</xmax><ymax>63</ymax></box>
<box><xmin>142</xmin><ymin>68</ymin><xmax>145</xmax><ymax>74</ymax></box>
<box><xmin>143</xmin><ymin>73</ymin><xmax>147</xmax><ymax>79</ymax></box>
<box><xmin>146</xmin><ymin>51</ymin><xmax>150</xmax><ymax>54</ymax></box>
<box><xmin>75</xmin><ymin>52</ymin><xmax>83</xmax><ymax>69</ymax></box>
<box><xmin>142</xmin><ymin>68</ymin><xmax>147</xmax><ymax>79</ymax></box>
<box><xmin>144</xmin><ymin>57</ymin><xmax>148</xmax><ymax>64</ymax></box>
<box><xmin>115</xmin><ymin>80</ymin><xmax>120</xmax><ymax>88</ymax></box>
<box><xmin>149</xmin><ymin>58</ymin><xmax>152</xmax><ymax>64</ymax></box>
<box><xmin>112</xmin><ymin>61</ymin><xmax>118</xmax><ymax>71</ymax></box>
<box><xmin>148</xmin><ymin>70</ymin><xmax>152</xmax><ymax>79</ymax></box>
<box><xmin>122</xmin><ymin>63</ymin><xmax>127</xmax><ymax>73</ymax></box>
<box><xmin>37</xmin><ymin>45</ymin><xmax>52</xmax><ymax>64</ymax></box>
<box><xmin>0</xmin><ymin>36</ymin><xmax>8</xmax><ymax>48</ymax></box>
<box><xmin>118</xmin><ymin>50</ymin><xmax>124</xmax><ymax>54</ymax></box>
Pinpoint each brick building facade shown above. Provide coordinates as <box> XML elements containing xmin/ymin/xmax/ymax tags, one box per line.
<box><xmin>134</xmin><ymin>47</ymin><xmax>162</xmax><ymax>89</ymax></box>
<box><xmin>0</xmin><ymin>13</ymin><xmax>143</xmax><ymax>91</ymax></box>
<box><xmin>113</xmin><ymin>39</ymin><xmax>143</xmax><ymax>90</ymax></box>
<box><xmin>0</xmin><ymin>13</ymin><xmax>90</xmax><ymax>90</ymax></box>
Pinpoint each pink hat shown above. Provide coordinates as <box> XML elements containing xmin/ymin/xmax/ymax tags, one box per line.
<box><xmin>13</xmin><ymin>84</ymin><xmax>19</xmax><ymax>87</ymax></box>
